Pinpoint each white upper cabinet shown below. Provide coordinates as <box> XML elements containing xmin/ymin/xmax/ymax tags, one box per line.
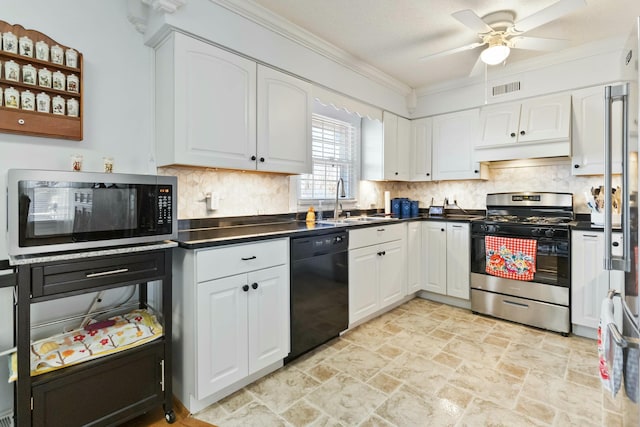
<box><xmin>155</xmin><ymin>32</ymin><xmax>311</xmax><ymax>174</ymax></box>
<box><xmin>410</xmin><ymin>117</ymin><xmax>432</xmax><ymax>181</ymax></box>
<box><xmin>257</xmin><ymin>65</ymin><xmax>312</xmax><ymax>174</ymax></box>
<box><xmin>155</xmin><ymin>33</ymin><xmax>257</xmax><ymax>170</ymax></box>
<box><xmin>432</xmin><ymin>109</ymin><xmax>487</xmax><ymax>181</ymax></box>
<box><xmin>475</xmin><ymin>93</ymin><xmax>571</xmax><ymax>162</ymax></box>
<box><xmin>362</xmin><ymin>111</ymin><xmax>410</xmax><ymax>180</ymax></box>
<box><xmin>571</xmin><ymin>85</ymin><xmax>622</xmax><ymax>175</ymax></box>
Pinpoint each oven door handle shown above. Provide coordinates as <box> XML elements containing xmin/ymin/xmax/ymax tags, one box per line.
<box><xmin>604</xmin><ymin>84</ymin><xmax>631</xmax><ymax>272</ymax></box>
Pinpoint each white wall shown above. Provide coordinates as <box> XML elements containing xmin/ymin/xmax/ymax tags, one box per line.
<box><xmin>0</xmin><ymin>0</ymin><xmax>156</xmax><ymax>413</ymax></box>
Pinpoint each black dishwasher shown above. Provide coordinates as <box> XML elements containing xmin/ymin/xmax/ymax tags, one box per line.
<box><xmin>285</xmin><ymin>230</ymin><xmax>349</xmax><ymax>363</ymax></box>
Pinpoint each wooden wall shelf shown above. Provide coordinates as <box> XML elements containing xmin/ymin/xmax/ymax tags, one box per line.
<box><xmin>0</xmin><ymin>20</ymin><xmax>83</xmax><ymax>140</ymax></box>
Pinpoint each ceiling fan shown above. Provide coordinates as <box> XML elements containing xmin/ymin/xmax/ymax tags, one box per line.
<box><xmin>419</xmin><ymin>0</ymin><xmax>586</xmax><ymax>73</ymax></box>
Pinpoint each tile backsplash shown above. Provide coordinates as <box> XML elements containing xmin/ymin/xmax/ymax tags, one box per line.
<box><xmin>159</xmin><ymin>159</ymin><xmax>618</xmax><ymax>220</ymax></box>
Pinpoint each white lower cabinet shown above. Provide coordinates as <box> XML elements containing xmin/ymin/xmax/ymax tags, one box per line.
<box><xmin>173</xmin><ymin>238</ymin><xmax>290</xmax><ymax>413</ymax></box>
<box><xmin>407</xmin><ymin>221</ymin><xmax>422</xmax><ymax>294</ymax></box>
<box><xmin>421</xmin><ymin>221</ymin><xmax>470</xmax><ymax>300</ymax></box>
<box><xmin>571</xmin><ymin>230</ymin><xmax>623</xmax><ymax>336</ymax></box>
<box><xmin>349</xmin><ymin>223</ymin><xmax>407</xmax><ymax>325</ymax></box>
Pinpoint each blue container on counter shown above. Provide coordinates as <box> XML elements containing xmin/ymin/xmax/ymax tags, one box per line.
<box><xmin>410</xmin><ymin>200</ymin><xmax>419</xmax><ymax>217</ymax></box>
<box><xmin>391</xmin><ymin>198</ymin><xmax>402</xmax><ymax>218</ymax></box>
<box><xmin>401</xmin><ymin>199</ymin><xmax>411</xmax><ymax>219</ymax></box>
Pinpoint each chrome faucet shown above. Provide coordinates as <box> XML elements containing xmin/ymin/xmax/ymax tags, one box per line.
<box><xmin>334</xmin><ymin>177</ymin><xmax>346</xmax><ymax>220</ymax></box>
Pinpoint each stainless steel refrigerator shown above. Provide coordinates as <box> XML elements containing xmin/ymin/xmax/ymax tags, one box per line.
<box><xmin>602</xmin><ymin>16</ymin><xmax>640</xmax><ymax>426</ymax></box>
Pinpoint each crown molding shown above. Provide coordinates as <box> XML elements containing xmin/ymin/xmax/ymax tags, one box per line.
<box><xmin>128</xmin><ymin>0</ymin><xmax>187</xmax><ymax>34</ymax></box>
<box><xmin>127</xmin><ymin>0</ymin><xmax>149</xmax><ymax>34</ymax></box>
<box><xmin>208</xmin><ymin>0</ymin><xmax>411</xmax><ymax>96</ymax></box>
<box><xmin>143</xmin><ymin>0</ymin><xmax>187</xmax><ymax>13</ymax></box>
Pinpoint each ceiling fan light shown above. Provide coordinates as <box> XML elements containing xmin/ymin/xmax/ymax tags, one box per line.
<box><xmin>480</xmin><ymin>44</ymin><xmax>510</xmax><ymax>65</ymax></box>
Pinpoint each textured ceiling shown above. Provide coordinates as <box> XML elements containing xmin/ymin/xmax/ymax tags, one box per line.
<box><xmin>251</xmin><ymin>0</ymin><xmax>640</xmax><ymax>89</ymax></box>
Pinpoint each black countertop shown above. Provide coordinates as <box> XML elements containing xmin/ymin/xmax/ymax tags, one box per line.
<box><xmin>175</xmin><ymin>211</ymin><xmax>485</xmax><ymax>249</ymax></box>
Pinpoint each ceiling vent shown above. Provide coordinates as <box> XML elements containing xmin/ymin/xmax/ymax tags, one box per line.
<box><xmin>492</xmin><ymin>81</ymin><xmax>521</xmax><ymax>97</ymax></box>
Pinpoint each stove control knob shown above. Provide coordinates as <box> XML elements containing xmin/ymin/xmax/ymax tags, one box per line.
<box><xmin>545</xmin><ymin>228</ymin><xmax>555</xmax><ymax>237</ymax></box>
<box><xmin>532</xmin><ymin>229</ymin><xmax>541</xmax><ymax>237</ymax></box>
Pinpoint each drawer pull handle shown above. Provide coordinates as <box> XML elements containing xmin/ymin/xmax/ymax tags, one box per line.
<box><xmin>377</xmin><ymin>228</ymin><xmax>385</xmax><ymax>232</ymax></box>
<box><xmin>503</xmin><ymin>300</ymin><xmax>529</xmax><ymax>309</ymax></box>
<box><xmin>85</xmin><ymin>268</ymin><xmax>129</xmax><ymax>278</ymax></box>
<box><xmin>241</xmin><ymin>256</ymin><xmax>257</xmax><ymax>261</ymax></box>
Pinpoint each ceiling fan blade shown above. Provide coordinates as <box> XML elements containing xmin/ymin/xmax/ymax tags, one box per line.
<box><xmin>512</xmin><ymin>0</ymin><xmax>586</xmax><ymax>34</ymax></box>
<box><xmin>510</xmin><ymin>36</ymin><xmax>570</xmax><ymax>51</ymax></box>
<box><xmin>419</xmin><ymin>42</ymin><xmax>485</xmax><ymax>62</ymax></box>
<box><xmin>468</xmin><ymin>54</ymin><xmax>486</xmax><ymax>77</ymax></box>
<box><xmin>452</xmin><ymin>9</ymin><xmax>494</xmax><ymax>34</ymax></box>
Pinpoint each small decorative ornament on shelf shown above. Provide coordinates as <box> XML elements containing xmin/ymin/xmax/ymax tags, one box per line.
<box><xmin>36</xmin><ymin>92</ymin><xmax>50</xmax><ymax>113</ymax></box>
<box><xmin>4</xmin><ymin>87</ymin><xmax>19</xmax><ymax>108</ymax></box>
<box><xmin>20</xmin><ymin>90</ymin><xmax>34</xmax><ymax>111</ymax></box>
<box><xmin>66</xmin><ymin>74</ymin><xmax>79</xmax><ymax>93</ymax></box>
<box><xmin>50</xmin><ymin>44</ymin><xmax>63</xmax><ymax>64</ymax></box>
<box><xmin>18</xmin><ymin>35</ymin><xmax>32</xmax><ymax>57</ymax></box>
<box><xmin>22</xmin><ymin>64</ymin><xmax>36</xmax><ymax>85</ymax></box>
<box><xmin>35</xmin><ymin>40</ymin><xmax>48</xmax><ymax>61</ymax></box>
<box><xmin>65</xmin><ymin>48</ymin><xmax>77</xmax><ymax>68</ymax></box>
<box><xmin>2</xmin><ymin>31</ymin><xmax>17</xmax><ymax>53</ymax></box>
<box><xmin>52</xmin><ymin>95</ymin><xmax>65</xmax><ymax>115</ymax></box>
<box><xmin>103</xmin><ymin>157</ymin><xmax>114</xmax><ymax>173</ymax></box>
<box><xmin>71</xmin><ymin>154</ymin><xmax>82</xmax><ymax>171</ymax></box>
<box><xmin>52</xmin><ymin>70</ymin><xmax>64</xmax><ymax>90</ymax></box>
<box><xmin>66</xmin><ymin>98</ymin><xmax>78</xmax><ymax>117</ymax></box>
<box><xmin>38</xmin><ymin>67</ymin><xmax>51</xmax><ymax>88</ymax></box>
<box><xmin>4</xmin><ymin>60</ymin><xmax>19</xmax><ymax>82</ymax></box>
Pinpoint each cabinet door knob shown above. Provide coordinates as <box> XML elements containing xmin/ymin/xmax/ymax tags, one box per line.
<box><xmin>251</xmin><ymin>282</ymin><xmax>259</xmax><ymax>289</ymax></box>
<box><xmin>251</xmin><ymin>155</ymin><xmax>257</xmax><ymax>161</ymax></box>
<box><xmin>426</xmin><ymin>173</ymin><xmax>430</xmax><ymax>176</ymax></box>
<box><xmin>18</xmin><ymin>119</ymin><xmax>25</xmax><ymax>125</ymax></box>
<box><xmin>382</xmin><ymin>251</ymin><xmax>386</xmax><ymax>256</ymax></box>
<box><xmin>510</xmin><ymin>132</ymin><xmax>516</xmax><ymax>137</ymax></box>
<box><xmin>520</xmin><ymin>130</ymin><xmax>526</xmax><ymax>135</ymax></box>
<box><xmin>613</xmin><ymin>241</ymin><xmax>620</xmax><ymax>247</ymax></box>
<box><xmin>441</xmin><ymin>228</ymin><xmax>445</xmax><ymax>232</ymax></box>
<box><xmin>242</xmin><ymin>284</ymin><xmax>249</xmax><ymax>292</ymax></box>
<box><xmin>474</xmin><ymin>170</ymin><xmax>479</xmax><ymax>174</ymax></box>
<box><xmin>574</xmin><ymin>164</ymin><xmax>580</xmax><ymax>168</ymax></box>
<box><xmin>395</xmin><ymin>172</ymin><xmax>398</xmax><ymax>175</ymax></box>
<box><xmin>259</xmin><ymin>157</ymin><xmax>265</xmax><ymax>162</ymax></box>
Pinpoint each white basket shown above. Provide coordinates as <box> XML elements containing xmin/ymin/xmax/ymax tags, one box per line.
<box><xmin>591</xmin><ymin>212</ymin><xmax>621</xmax><ymax>227</ymax></box>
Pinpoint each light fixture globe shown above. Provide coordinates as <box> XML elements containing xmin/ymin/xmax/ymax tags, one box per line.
<box><xmin>480</xmin><ymin>35</ymin><xmax>510</xmax><ymax>65</ymax></box>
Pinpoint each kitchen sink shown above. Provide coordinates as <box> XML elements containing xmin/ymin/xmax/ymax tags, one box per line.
<box><xmin>345</xmin><ymin>216</ymin><xmax>398</xmax><ymax>222</ymax></box>
<box><xmin>316</xmin><ymin>216</ymin><xmax>398</xmax><ymax>226</ymax></box>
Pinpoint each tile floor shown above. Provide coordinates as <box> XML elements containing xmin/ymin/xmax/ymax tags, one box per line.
<box><xmin>192</xmin><ymin>298</ymin><xmax>630</xmax><ymax>426</ymax></box>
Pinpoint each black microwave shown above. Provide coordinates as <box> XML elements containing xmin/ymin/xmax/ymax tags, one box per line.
<box><xmin>7</xmin><ymin>169</ymin><xmax>177</xmax><ymax>256</ymax></box>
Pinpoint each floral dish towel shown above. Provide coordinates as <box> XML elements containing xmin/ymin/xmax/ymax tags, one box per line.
<box><xmin>485</xmin><ymin>235</ymin><xmax>537</xmax><ymax>281</ymax></box>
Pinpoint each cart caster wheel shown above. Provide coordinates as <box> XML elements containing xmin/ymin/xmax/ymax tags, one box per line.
<box><xmin>165</xmin><ymin>410</ymin><xmax>176</xmax><ymax>424</ymax></box>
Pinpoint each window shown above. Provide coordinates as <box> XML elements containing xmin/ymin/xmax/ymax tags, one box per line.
<box><xmin>298</xmin><ymin>112</ymin><xmax>359</xmax><ymax>202</ymax></box>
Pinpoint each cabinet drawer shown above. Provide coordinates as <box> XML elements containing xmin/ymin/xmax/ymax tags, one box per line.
<box><xmin>349</xmin><ymin>223</ymin><xmax>406</xmax><ymax>249</ymax></box>
<box><xmin>196</xmin><ymin>238</ymin><xmax>288</xmax><ymax>282</ymax></box>
<box><xmin>31</xmin><ymin>251</ymin><xmax>166</xmax><ymax>298</ymax></box>
<box><xmin>32</xmin><ymin>341</ymin><xmax>164</xmax><ymax>427</ymax></box>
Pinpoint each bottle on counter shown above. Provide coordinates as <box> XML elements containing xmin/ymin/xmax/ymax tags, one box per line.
<box><xmin>306</xmin><ymin>206</ymin><xmax>316</xmax><ymax>222</ymax></box>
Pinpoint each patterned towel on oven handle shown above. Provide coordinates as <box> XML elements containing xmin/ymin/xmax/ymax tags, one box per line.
<box><xmin>485</xmin><ymin>235</ymin><xmax>537</xmax><ymax>281</ymax></box>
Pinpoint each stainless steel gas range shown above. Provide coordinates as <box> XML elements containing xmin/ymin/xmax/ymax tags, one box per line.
<box><xmin>470</xmin><ymin>192</ymin><xmax>573</xmax><ymax>335</ymax></box>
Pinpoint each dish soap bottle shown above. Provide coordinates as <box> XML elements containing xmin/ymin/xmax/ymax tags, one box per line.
<box><xmin>306</xmin><ymin>206</ymin><xmax>316</xmax><ymax>222</ymax></box>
